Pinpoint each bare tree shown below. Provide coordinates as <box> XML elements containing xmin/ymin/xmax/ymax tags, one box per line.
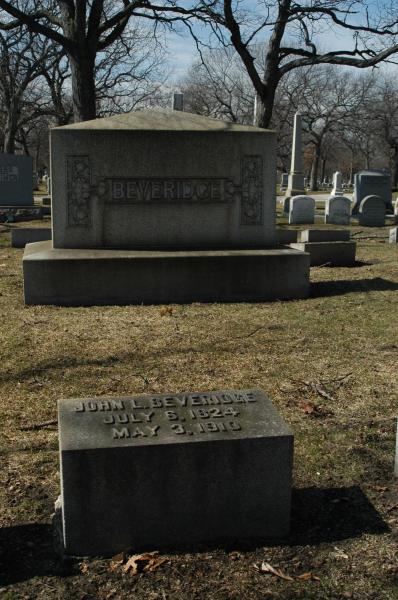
<box><xmin>181</xmin><ymin>47</ymin><xmax>254</xmax><ymax>123</ymax></box>
<box><xmin>0</xmin><ymin>24</ymin><xmax>56</xmax><ymax>152</ymax></box>
<box><xmin>200</xmin><ymin>0</ymin><xmax>398</xmax><ymax>128</ymax></box>
<box><xmin>0</xmin><ymin>0</ymin><xmax>206</xmax><ymax>122</ymax></box>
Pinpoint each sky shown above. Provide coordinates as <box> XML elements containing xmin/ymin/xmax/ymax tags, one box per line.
<box><xmin>163</xmin><ymin>2</ymin><xmax>398</xmax><ymax>84</ymax></box>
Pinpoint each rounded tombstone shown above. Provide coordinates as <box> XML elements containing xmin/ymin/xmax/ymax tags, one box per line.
<box><xmin>289</xmin><ymin>195</ymin><xmax>315</xmax><ymax>225</ymax></box>
<box><xmin>358</xmin><ymin>195</ymin><xmax>385</xmax><ymax>227</ymax></box>
<box><xmin>325</xmin><ymin>195</ymin><xmax>351</xmax><ymax>225</ymax></box>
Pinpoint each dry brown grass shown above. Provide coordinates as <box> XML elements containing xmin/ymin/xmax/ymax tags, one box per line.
<box><xmin>0</xmin><ymin>220</ymin><xmax>398</xmax><ymax>599</ymax></box>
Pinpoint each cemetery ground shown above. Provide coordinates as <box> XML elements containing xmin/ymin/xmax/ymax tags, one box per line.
<box><xmin>1</xmin><ymin>222</ymin><xmax>398</xmax><ymax>600</ymax></box>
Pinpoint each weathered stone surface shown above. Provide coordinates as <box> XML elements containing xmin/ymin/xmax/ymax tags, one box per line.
<box><xmin>11</xmin><ymin>227</ymin><xmax>51</xmax><ymax>248</ymax></box>
<box><xmin>23</xmin><ymin>241</ymin><xmax>310</xmax><ymax>305</ymax></box>
<box><xmin>51</xmin><ymin>109</ymin><xmax>276</xmax><ymax>250</ymax></box>
<box><xmin>358</xmin><ymin>195</ymin><xmax>385</xmax><ymax>227</ymax></box>
<box><xmin>0</xmin><ymin>154</ymin><xmax>33</xmax><ymax>206</ymax></box>
<box><xmin>285</xmin><ymin>113</ymin><xmax>305</xmax><ymax>198</ymax></box>
<box><xmin>325</xmin><ymin>196</ymin><xmax>351</xmax><ymax>225</ymax></box>
<box><xmin>352</xmin><ymin>170</ymin><xmax>392</xmax><ymax>214</ymax></box>
<box><xmin>298</xmin><ymin>229</ymin><xmax>350</xmax><ymax>243</ymax></box>
<box><xmin>276</xmin><ymin>229</ymin><xmax>297</xmax><ymax>244</ymax></box>
<box><xmin>58</xmin><ymin>389</ymin><xmax>294</xmax><ymax>556</ymax></box>
<box><xmin>280</xmin><ymin>173</ymin><xmax>288</xmax><ymax>190</ymax></box>
<box><xmin>288</xmin><ymin>196</ymin><xmax>315</xmax><ymax>225</ymax></box>
<box><xmin>290</xmin><ymin>241</ymin><xmax>356</xmax><ymax>266</ymax></box>
<box><xmin>330</xmin><ymin>171</ymin><xmax>343</xmax><ymax>197</ymax></box>
<box><xmin>389</xmin><ymin>227</ymin><xmax>398</xmax><ymax>243</ymax></box>
<box><xmin>0</xmin><ymin>206</ymin><xmax>42</xmax><ymax>223</ymax></box>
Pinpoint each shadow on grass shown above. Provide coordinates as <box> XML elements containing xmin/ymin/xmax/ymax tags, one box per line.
<box><xmin>311</xmin><ymin>277</ymin><xmax>398</xmax><ymax>297</ymax></box>
<box><xmin>0</xmin><ymin>523</ymin><xmax>72</xmax><ymax>585</ymax></box>
<box><xmin>289</xmin><ymin>485</ymin><xmax>389</xmax><ymax>545</ymax></box>
<box><xmin>0</xmin><ymin>486</ymin><xmax>388</xmax><ymax>584</ymax></box>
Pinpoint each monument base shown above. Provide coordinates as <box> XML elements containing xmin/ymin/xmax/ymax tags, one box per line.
<box><xmin>290</xmin><ymin>241</ymin><xmax>356</xmax><ymax>266</ymax></box>
<box><xmin>23</xmin><ymin>241</ymin><xmax>310</xmax><ymax>306</ymax></box>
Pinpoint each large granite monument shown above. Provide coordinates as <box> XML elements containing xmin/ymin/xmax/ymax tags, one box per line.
<box><xmin>23</xmin><ymin>109</ymin><xmax>309</xmax><ymax>305</ymax></box>
<box><xmin>57</xmin><ymin>388</ymin><xmax>294</xmax><ymax>556</ymax></box>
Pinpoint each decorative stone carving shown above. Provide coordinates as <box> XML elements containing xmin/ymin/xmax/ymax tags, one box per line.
<box><xmin>240</xmin><ymin>156</ymin><xmax>263</xmax><ymax>225</ymax></box>
<box><xmin>66</xmin><ymin>156</ymin><xmax>92</xmax><ymax>227</ymax></box>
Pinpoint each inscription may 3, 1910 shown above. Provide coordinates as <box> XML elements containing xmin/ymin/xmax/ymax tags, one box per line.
<box><xmin>72</xmin><ymin>391</ymin><xmax>257</xmax><ymax>440</ymax></box>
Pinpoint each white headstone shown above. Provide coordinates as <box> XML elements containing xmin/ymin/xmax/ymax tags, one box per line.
<box><xmin>289</xmin><ymin>195</ymin><xmax>315</xmax><ymax>225</ymax></box>
<box><xmin>285</xmin><ymin>113</ymin><xmax>305</xmax><ymax>197</ymax></box>
<box><xmin>389</xmin><ymin>227</ymin><xmax>398</xmax><ymax>243</ymax></box>
<box><xmin>358</xmin><ymin>195</ymin><xmax>385</xmax><ymax>227</ymax></box>
<box><xmin>325</xmin><ymin>196</ymin><xmax>351</xmax><ymax>225</ymax></box>
<box><xmin>394</xmin><ymin>198</ymin><xmax>398</xmax><ymax>224</ymax></box>
<box><xmin>331</xmin><ymin>171</ymin><xmax>343</xmax><ymax>197</ymax></box>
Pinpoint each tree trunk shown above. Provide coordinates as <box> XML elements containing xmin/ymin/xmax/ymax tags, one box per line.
<box><xmin>392</xmin><ymin>147</ymin><xmax>398</xmax><ymax>188</ymax></box>
<box><xmin>69</xmin><ymin>53</ymin><xmax>97</xmax><ymax>122</ymax></box>
<box><xmin>320</xmin><ymin>158</ymin><xmax>327</xmax><ymax>184</ymax></box>
<box><xmin>3</xmin><ymin>113</ymin><xmax>18</xmax><ymax>154</ymax></box>
<box><xmin>254</xmin><ymin>75</ymin><xmax>279</xmax><ymax>129</ymax></box>
<box><xmin>310</xmin><ymin>144</ymin><xmax>320</xmax><ymax>191</ymax></box>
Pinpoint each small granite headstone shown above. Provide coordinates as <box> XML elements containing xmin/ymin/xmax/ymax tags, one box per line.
<box><xmin>280</xmin><ymin>173</ymin><xmax>288</xmax><ymax>190</ymax></box>
<box><xmin>325</xmin><ymin>196</ymin><xmax>351</xmax><ymax>225</ymax></box>
<box><xmin>389</xmin><ymin>227</ymin><xmax>398</xmax><ymax>243</ymax></box>
<box><xmin>58</xmin><ymin>389</ymin><xmax>293</xmax><ymax>556</ymax></box>
<box><xmin>289</xmin><ymin>195</ymin><xmax>315</xmax><ymax>224</ymax></box>
<box><xmin>0</xmin><ymin>154</ymin><xmax>33</xmax><ymax>206</ymax></box>
<box><xmin>358</xmin><ymin>195</ymin><xmax>385</xmax><ymax>227</ymax></box>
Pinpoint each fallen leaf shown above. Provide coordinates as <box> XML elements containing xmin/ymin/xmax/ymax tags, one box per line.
<box><xmin>229</xmin><ymin>551</ymin><xmax>243</xmax><ymax>560</ymax></box>
<box><xmin>123</xmin><ymin>551</ymin><xmax>166</xmax><ymax>576</ymax></box>
<box><xmin>79</xmin><ymin>561</ymin><xmax>89</xmax><ymax>574</ymax></box>
<box><xmin>298</xmin><ymin>400</ymin><xmax>316</xmax><ymax>415</ymax></box>
<box><xmin>160</xmin><ymin>307</ymin><xmax>173</xmax><ymax>316</ymax></box>
<box><xmin>296</xmin><ymin>571</ymin><xmax>320</xmax><ymax>582</ymax></box>
<box><xmin>254</xmin><ymin>561</ymin><xmax>294</xmax><ymax>581</ymax></box>
<box><xmin>109</xmin><ymin>552</ymin><xmax>125</xmax><ymax>572</ymax></box>
<box><xmin>331</xmin><ymin>546</ymin><xmax>349</xmax><ymax>560</ymax></box>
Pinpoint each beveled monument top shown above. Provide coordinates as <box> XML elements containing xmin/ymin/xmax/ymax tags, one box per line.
<box><xmin>57</xmin><ymin>108</ymin><xmax>270</xmax><ymax>133</ymax></box>
<box><xmin>58</xmin><ymin>389</ymin><xmax>292</xmax><ymax>451</ymax></box>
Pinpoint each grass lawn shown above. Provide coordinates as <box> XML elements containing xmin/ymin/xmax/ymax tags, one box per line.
<box><xmin>0</xmin><ymin>220</ymin><xmax>398</xmax><ymax>599</ymax></box>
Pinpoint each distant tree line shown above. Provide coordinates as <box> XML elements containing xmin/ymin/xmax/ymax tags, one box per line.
<box><xmin>0</xmin><ymin>0</ymin><xmax>396</xmax><ymax>181</ymax></box>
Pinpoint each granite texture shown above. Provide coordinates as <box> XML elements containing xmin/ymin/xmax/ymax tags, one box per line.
<box><xmin>297</xmin><ymin>229</ymin><xmax>350</xmax><ymax>243</ymax></box>
<box><xmin>352</xmin><ymin>170</ymin><xmax>393</xmax><ymax>214</ymax></box>
<box><xmin>288</xmin><ymin>196</ymin><xmax>315</xmax><ymax>225</ymax></box>
<box><xmin>51</xmin><ymin>110</ymin><xmax>276</xmax><ymax>250</ymax></box>
<box><xmin>11</xmin><ymin>227</ymin><xmax>51</xmax><ymax>248</ymax></box>
<box><xmin>325</xmin><ymin>196</ymin><xmax>351</xmax><ymax>225</ymax></box>
<box><xmin>290</xmin><ymin>241</ymin><xmax>356</xmax><ymax>266</ymax></box>
<box><xmin>58</xmin><ymin>389</ymin><xmax>294</xmax><ymax>555</ymax></box>
<box><xmin>23</xmin><ymin>241</ymin><xmax>310</xmax><ymax>305</ymax></box>
<box><xmin>358</xmin><ymin>195</ymin><xmax>385</xmax><ymax>227</ymax></box>
<box><xmin>0</xmin><ymin>154</ymin><xmax>33</xmax><ymax>206</ymax></box>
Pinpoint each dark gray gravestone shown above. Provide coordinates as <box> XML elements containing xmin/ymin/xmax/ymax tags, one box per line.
<box><xmin>0</xmin><ymin>154</ymin><xmax>33</xmax><ymax>206</ymax></box>
<box><xmin>358</xmin><ymin>195</ymin><xmax>385</xmax><ymax>227</ymax></box>
<box><xmin>58</xmin><ymin>389</ymin><xmax>293</xmax><ymax>556</ymax></box>
<box><xmin>352</xmin><ymin>170</ymin><xmax>392</xmax><ymax>214</ymax></box>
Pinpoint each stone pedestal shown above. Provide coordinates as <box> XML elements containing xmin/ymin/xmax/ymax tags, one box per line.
<box><xmin>23</xmin><ymin>241</ymin><xmax>310</xmax><ymax>305</ymax></box>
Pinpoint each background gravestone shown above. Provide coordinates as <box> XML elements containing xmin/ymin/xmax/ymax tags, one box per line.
<box><xmin>289</xmin><ymin>195</ymin><xmax>315</xmax><ymax>224</ymax></box>
<box><xmin>389</xmin><ymin>228</ymin><xmax>398</xmax><ymax>243</ymax></box>
<box><xmin>0</xmin><ymin>154</ymin><xmax>33</xmax><ymax>206</ymax></box>
<box><xmin>358</xmin><ymin>195</ymin><xmax>385</xmax><ymax>227</ymax></box>
<box><xmin>352</xmin><ymin>170</ymin><xmax>392</xmax><ymax>214</ymax></box>
<box><xmin>331</xmin><ymin>171</ymin><xmax>343</xmax><ymax>197</ymax></box>
<box><xmin>325</xmin><ymin>196</ymin><xmax>351</xmax><ymax>225</ymax></box>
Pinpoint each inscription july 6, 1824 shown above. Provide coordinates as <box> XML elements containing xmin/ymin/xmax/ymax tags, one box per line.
<box><xmin>72</xmin><ymin>390</ymin><xmax>257</xmax><ymax>441</ymax></box>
